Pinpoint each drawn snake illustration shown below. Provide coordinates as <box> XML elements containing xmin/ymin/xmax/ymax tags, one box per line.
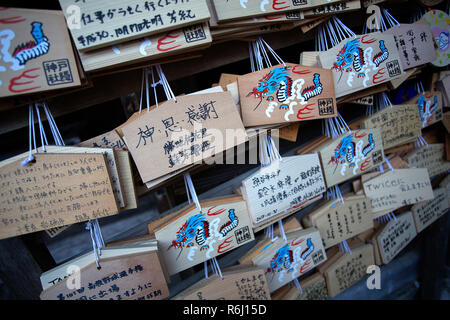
<box><xmin>267</xmin><ymin>238</ymin><xmax>314</xmax><ymax>273</ymax></box>
<box><xmin>168</xmin><ymin>213</ymin><xmax>210</xmax><ymax>254</ymax></box>
<box><xmin>300</xmin><ymin>73</ymin><xmax>323</xmax><ymax>102</ymax></box>
<box><xmin>12</xmin><ymin>22</ymin><xmax>50</xmax><ymax>66</ymax></box>
<box><xmin>329</xmin><ymin>134</ymin><xmax>375</xmax><ymax>167</ymax></box>
<box><xmin>218</xmin><ymin>209</ymin><xmax>239</xmax><ymax>237</ymax></box>
<box><xmin>372</xmin><ymin>40</ymin><xmax>389</xmax><ymax>67</ymax></box>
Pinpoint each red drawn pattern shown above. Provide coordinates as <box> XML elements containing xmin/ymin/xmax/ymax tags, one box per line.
<box><xmin>361</xmin><ymin>35</ymin><xmax>376</xmax><ymax>44</ymax></box>
<box><xmin>157</xmin><ymin>32</ymin><xmax>181</xmax><ymax>52</ymax></box>
<box><xmin>291</xmin><ymin>237</ymin><xmax>304</xmax><ymax>246</ymax></box>
<box><xmin>360</xmin><ymin>157</ymin><xmax>372</xmax><ymax>172</ymax></box>
<box><xmin>296</xmin><ymin>103</ymin><xmax>315</xmax><ymax>120</ymax></box>
<box><xmin>372</xmin><ymin>67</ymin><xmax>386</xmax><ymax>84</ymax></box>
<box><xmin>206</xmin><ymin>206</ymin><xmax>226</xmax><ymax>216</ymax></box>
<box><xmin>353</xmin><ymin>130</ymin><xmax>367</xmax><ymax>139</ymax></box>
<box><xmin>292</xmin><ymin>66</ymin><xmax>311</xmax><ymax>75</ymax></box>
<box><xmin>299</xmin><ymin>259</ymin><xmax>312</xmax><ymax>274</ymax></box>
<box><xmin>265</xmin><ymin>15</ymin><xmax>282</xmax><ymax>21</ymax></box>
<box><xmin>0</xmin><ymin>16</ymin><xmax>26</xmax><ymax>24</ymax></box>
<box><xmin>8</xmin><ymin>68</ymin><xmax>41</xmax><ymax>93</ymax></box>
<box><xmin>217</xmin><ymin>236</ymin><xmax>234</xmax><ymax>254</ymax></box>
<box><xmin>272</xmin><ymin>0</ymin><xmax>290</xmax><ymax>10</ymax></box>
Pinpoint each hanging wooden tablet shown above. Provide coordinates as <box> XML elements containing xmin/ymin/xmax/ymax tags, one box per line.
<box><xmin>122</xmin><ymin>92</ymin><xmax>247</xmax><ymax>183</ymax></box>
<box><xmin>405</xmin><ymin>143</ymin><xmax>450</xmax><ymax>178</ymax></box>
<box><xmin>318</xmin><ymin>33</ymin><xmax>404</xmax><ymax>98</ymax></box>
<box><xmin>154</xmin><ymin>196</ymin><xmax>255</xmax><ymax>276</ymax></box>
<box><xmin>0</xmin><ymin>153</ymin><xmax>118</xmax><ymax>240</ymax></box>
<box><xmin>406</xmin><ymin>91</ymin><xmax>443</xmax><ymax>129</ymax></box>
<box><xmin>350</xmin><ymin>95</ymin><xmax>374</xmax><ymax>106</ymax></box>
<box><xmin>40</xmin><ymin>240</ymin><xmax>158</xmax><ymax>289</ymax></box>
<box><xmin>323</xmin><ymin>243</ymin><xmax>375</xmax><ymax>297</ymax></box>
<box><xmin>384</xmin><ymin>24</ymin><xmax>436</xmax><ymax>70</ymax></box>
<box><xmin>362</xmin><ymin>168</ymin><xmax>434</xmax><ymax>213</ymax></box>
<box><xmin>412</xmin><ymin>187</ymin><xmax>448</xmax><ymax>233</ymax></box>
<box><xmin>299</xmin><ymin>51</ymin><xmax>320</xmax><ymax>67</ymax></box>
<box><xmin>173</xmin><ymin>265</ymin><xmax>271</xmax><ymax>300</ymax></box>
<box><xmin>241</xmin><ymin>155</ymin><xmax>326</xmax><ymax>228</ymax></box>
<box><xmin>78</xmin><ymin>23</ymin><xmax>212</xmax><ymax>72</ymax></box>
<box><xmin>250</xmin><ymin>227</ymin><xmax>327</xmax><ymax>292</ymax></box>
<box><xmin>439</xmin><ymin>175</ymin><xmax>450</xmax><ymax>208</ymax></box>
<box><xmin>303</xmin><ymin>194</ymin><xmax>374</xmax><ymax>249</ymax></box>
<box><xmin>78</xmin><ymin>130</ymin><xmax>126</xmax><ymax>149</ymax></box>
<box><xmin>0</xmin><ymin>8</ymin><xmax>81</xmax><ymax>98</ymax></box>
<box><xmin>211</xmin><ymin>0</ymin><xmax>343</xmax><ymax>22</ymax></box>
<box><xmin>419</xmin><ymin>10</ymin><xmax>450</xmax><ymax>67</ymax></box>
<box><xmin>303</xmin><ymin>0</ymin><xmax>361</xmax><ymax>17</ymax></box>
<box><xmin>40</xmin><ymin>145</ymin><xmax>125</xmax><ymax>209</ymax></box>
<box><xmin>78</xmin><ymin>134</ymin><xmax>138</xmax><ymax>210</ymax></box>
<box><xmin>40</xmin><ymin>248</ymin><xmax>169</xmax><ymax>300</ymax></box>
<box><xmin>58</xmin><ymin>0</ymin><xmax>210</xmax><ymax>52</ymax></box>
<box><xmin>272</xmin><ymin>272</ymin><xmax>328</xmax><ymax>300</ymax></box>
<box><xmin>317</xmin><ymin>129</ymin><xmax>384</xmax><ymax>188</ymax></box>
<box><xmin>300</xmin><ymin>16</ymin><xmax>329</xmax><ymax>34</ymax></box>
<box><xmin>361</xmin><ymin>104</ymin><xmax>422</xmax><ymax>150</ymax></box>
<box><xmin>376</xmin><ymin>211</ymin><xmax>417</xmax><ymax>264</ymax></box>
<box><xmin>238</xmin><ymin>63</ymin><xmax>336</xmax><ymax>127</ymax></box>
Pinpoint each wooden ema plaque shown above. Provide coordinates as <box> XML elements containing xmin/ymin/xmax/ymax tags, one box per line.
<box><xmin>406</xmin><ymin>91</ymin><xmax>443</xmax><ymax>129</ymax></box>
<box><xmin>0</xmin><ymin>153</ymin><xmax>118</xmax><ymax>239</ymax></box>
<box><xmin>376</xmin><ymin>211</ymin><xmax>417</xmax><ymax>264</ymax></box>
<box><xmin>272</xmin><ymin>272</ymin><xmax>328</xmax><ymax>300</ymax></box>
<box><xmin>303</xmin><ymin>0</ymin><xmax>361</xmax><ymax>17</ymax></box>
<box><xmin>238</xmin><ymin>63</ymin><xmax>336</xmax><ymax>127</ymax></box>
<box><xmin>384</xmin><ymin>23</ymin><xmax>437</xmax><ymax>70</ymax></box>
<box><xmin>153</xmin><ymin>196</ymin><xmax>255</xmax><ymax>276</ymax></box>
<box><xmin>173</xmin><ymin>265</ymin><xmax>271</xmax><ymax>300</ymax></box>
<box><xmin>58</xmin><ymin>0</ymin><xmax>210</xmax><ymax>51</ymax></box>
<box><xmin>323</xmin><ymin>243</ymin><xmax>375</xmax><ymax>297</ymax></box>
<box><xmin>318</xmin><ymin>33</ymin><xmax>404</xmax><ymax>98</ymax></box>
<box><xmin>303</xmin><ymin>194</ymin><xmax>374</xmax><ymax>249</ymax></box>
<box><xmin>317</xmin><ymin>129</ymin><xmax>385</xmax><ymax>188</ymax></box>
<box><xmin>241</xmin><ymin>155</ymin><xmax>326</xmax><ymax>228</ymax></box>
<box><xmin>0</xmin><ymin>8</ymin><xmax>81</xmax><ymax>98</ymax></box>
<box><xmin>361</xmin><ymin>104</ymin><xmax>422</xmax><ymax>150</ymax></box>
<box><xmin>122</xmin><ymin>92</ymin><xmax>247</xmax><ymax>184</ymax></box>
<box><xmin>405</xmin><ymin>144</ymin><xmax>450</xmax><ymax>178</ymax></box>
<box><xmin>211</xmin><ymin>0</ymin><xmax>344</xmax><ymax>22</ymax></box>
<box><xmin>362</xmin><ymin>168</ymin><xmax>434</xmax><ymax>213</ymax></box>
<box><xmin>412</xmin><ymin>187</ymin><xmax>448</xmax><ymax>233</ymax></box>
<box><xmin>40</xmin><ymin>250</ymin><xmax>169</xmax><ymax>300</ymax></box>
<box><xmin>78</xmin><ymin>130</ymin><xmax>126</xmax><ymax>149</ymax></box>
<box><xmin>78</xmin><ymin>23</ymin><xmax>212</xmax><ymax>72</ymax></box>
<box><xmin>250</xmin><ymin>227</ymin><xmax>327</xmax><ymax>293</ymax></box>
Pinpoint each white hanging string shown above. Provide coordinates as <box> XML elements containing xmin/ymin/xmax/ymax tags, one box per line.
<box><xmin>211</xmin><ymin>257</ymin><xmax>223</xmax><ymax>280</ymax></box>
<box><xmin>277</xmin><ymin>220</ymin><xmax>287</xmax><ymax>243</ymax></box>
<box><xmin>156</xmin><ymin>64</ymin><xmax>176</xmax><ymax>102</ymax></box>
<box><xmin>293</xmin><ymin>278</ymin><xmax>303</xmax><ymax>295</ymax></box>
<box><xmin>85</xmin><ymin>220</ymin><xmax>105</xmax><ymax>269</ymax></box>
<box><xmin>35</xmin><ymin>104</ymin><xmax>47</xmax><ymax>152</ymax></box>
<box><xmin>183</xmin><ymin>172</ymin><xmax>202</xmax><ymax>212</ymax></box>
<box><xmin>383</xmin><ymin>8</ymin><xmax>400</xmax><ymax>27</ymax></box>
<box><xmin>43</xmin><ymin>103</ymin><xmax>65</xmax><ymax>146</ymax></box>
<box><xmin>260</xmin><ymin>38</ymin><xmax>286</xmax><ymax>67</ymax></box>
<box><xmin>21</xmin><ymin>105</ymin><xmax>36</xmax><ymax>166</ymax></box>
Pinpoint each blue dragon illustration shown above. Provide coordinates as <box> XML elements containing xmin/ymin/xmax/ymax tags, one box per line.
<box><xmin>329</xmin><ymin>134</ymin><xmax>375</xmax><ymax>168</ymax></box>
<box><xmin>247</xmin><ymin>66</ymin><xmax>293</xmax><ymax>110</ymax></box>
<box><xmin>417</xmin><ymin>95</ymin><xmax>438</xmax><ymax>127</ymax></box>
<box><xmin>267</xmin><ymin>238</ymin><xmax>314</xmax><ymax>274</ymax></box>
<box><xmin>13</xmin><ymin>22</ymin><xmax>50</xmax><ymax>66</ymax></box>
<box><xmin>332</xmin><ymin>39</ymin><xmax>389</xmax><ymax>79</ymax></box>
<box><xmin>168</xmin><ymin>213</ymin><xmax>211</xmax><ymax>256</ymax></box>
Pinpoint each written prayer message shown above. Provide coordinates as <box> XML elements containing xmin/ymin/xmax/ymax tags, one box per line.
<box><xmin>376</xmin><ymin>211</ymin><xmax>417</xmax><ymax>264</ymax></box>
<box><xmin>362</xmin><ymin>168</ymin><xmax>434</xmax><ymax>213</ymax></box>
<box><xmin>318</xmin><ymin>129</ymin><xmax>384</xmax><ymax>188</ymax></box>
<box><xmin>40</xmin><ymin>250</ymin><xmax>169</xmax><ymax>300</ymax></box>
<box><xmin>385</xmin><ymin>23</ymin><xmax>436</xmax><ymax>70</ymax></box>
<box><xmin>58</xmin><ymin>0</ymin><xmax>210</xmax><ymax>51</ymax></box>
<box><xmin>319</xmin><ymin>33</ymin><xmax>404</xmax><ymax>98</ymax></box>
<box><xmin>0</xmin><ymin>153</ymin><xmax>118</xmax><ymax>239</ymax></box>
<box><xmin>361</xmin><ymin>104</ymin><xmax>422</xmax><ymax>150</ymax></box>
<box><xmin>405</xmin><ymin>143</ymin><xmax>450</xmax><ymax>178</ymax></box>
<box><xmin>241</xmin><ymin>155</ymin><xmax>326</xmax><ymax>227</ymax></box>
<box><xmin>238</xmin><ymin>63</ymin><xmax>336</xmax><ymax>127</ymax></box>
<box><xmin>412</xmin><ymin>187</ymin><xmax>448</xmax><ymax>233</ymax></box>
<box><xmin>122</xmin><ymin>92</ymin><xmax>247</xmax><ymax>183</ymax></box>
<box><xmin>154</xmin><ymin>197</ymin><xmax>255</xmax><ymax>275</ymax></box>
